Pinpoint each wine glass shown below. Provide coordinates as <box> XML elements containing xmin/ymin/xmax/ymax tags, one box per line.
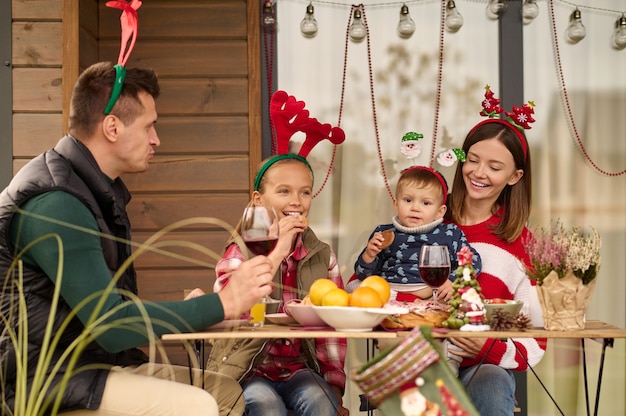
<box><xmin>240</xmin><ymin>206</ymin><xmax>279</xmax><ymax>327</ymax></box>
<box><xmin>419</xmin><ymin>244</ymin><xmax>451</xmax><ymax>310</ymax></box>
<box><xmin>240</xmin><ymin>206</ymin><xmax>279</xmax><ymax>257</ymax></box>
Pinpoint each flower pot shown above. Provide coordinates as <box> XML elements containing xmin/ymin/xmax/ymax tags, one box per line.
<box><xmin>536</xmin><ymin>270</ymin><xmax>596</xmax><ymax>330</ymax></box>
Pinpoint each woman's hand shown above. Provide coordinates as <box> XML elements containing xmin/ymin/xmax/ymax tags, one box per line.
<box><xmin>447</xmin><ymin>337</ymin><xmax>486</xmax><ymax>359</ymax></box>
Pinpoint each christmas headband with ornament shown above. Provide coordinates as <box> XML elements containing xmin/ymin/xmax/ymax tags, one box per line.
<box><xmin>436</xmin><ymin>85</ymin><xmax>535</xmax><ymax>167</ymax></box>
<box><xmin>104</xmin><ymin>0</ymin><xmax>142</xmax><ymax>115</ymax></box>
<box><xmin>253</xmin><ymin>90</ymin><xmax>346</xmax><ymax>191</ymax></box>
<box><xmin>470</xmin><ymin>84</ymin><xmax>535</xmax><ymax>160</ymax></box>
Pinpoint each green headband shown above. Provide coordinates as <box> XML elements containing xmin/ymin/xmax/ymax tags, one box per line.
<box><xmin>104</xmin><ymin>64</ymin><xmax>126</xmax><ymax>115</ymax></box>
<box><xmin>253</xmin><ymin>154</ymin><xmax>313</xmax><ymax>191</ymax></box>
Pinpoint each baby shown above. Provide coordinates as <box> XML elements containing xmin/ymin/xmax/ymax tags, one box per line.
<box><xmin>354</xmin><ymin>166</ymin><xmax>481</xmax><ymax>303</ymax></box>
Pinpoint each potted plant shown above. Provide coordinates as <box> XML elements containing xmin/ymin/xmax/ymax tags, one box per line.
<box><xmin>524</xmin><ymin>220</ymin><xmax>601</xmax><ymax>330</ymax></box>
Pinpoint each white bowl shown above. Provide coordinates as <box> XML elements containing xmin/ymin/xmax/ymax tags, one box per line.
<box><xmin>311</xmin><ymin>306</ymin><xmax>394</xmax><ymax>332</ymax></box>
<box><xmin>285</xmin><ymin>302</ymin><xmax>327</xmax><ymax>327</ymax></box>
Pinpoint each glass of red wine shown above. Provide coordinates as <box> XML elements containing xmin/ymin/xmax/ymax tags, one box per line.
<box><xmin>419</xmin><ymin>244</ymin><xmax>451</xmax><ymax>310</ymax></box>
<box><xmin>240</xmin><ymin>205</ymin><xmax>279</xmax><ymax>257</ymax></box>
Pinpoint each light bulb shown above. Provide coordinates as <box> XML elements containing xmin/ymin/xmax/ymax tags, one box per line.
<box><xmin>300</xmin><ymin>2</ymin><xmax>318</xmax><ymax>38</ymax></box>
<box><xmin>486</xmin><ymin>0</ymin><xmax>508</xmax><ymax>20</ymax></box>
<box><xmin>565</xmin><ymin>8</ymin><xmax>586</xmax><ymax>44</ymax></box>
<box><xmin>521</xmin><ymin>0</ymin><xmax>539</xmax><ymax>25</ymax></box>
<box><xmin>262</xmin><ymin>0</ymin><xmax>276</xmax><ymax>28</ymax></box>
<box><xmin>349</xmin><ymin>7</ymin><xmax>367</xmax><ymax>43</ymax></box>
<box><xmin>611</xmin><ymin>14</ymin><xmax>626</xmax><ymax>50</ymax></box>
<box><xmin>445</xmin><ymin>0</ymin><xmax>463</xmax><ymax>33</ymax></box>
<box><xmin>397</xmin><ymin>3</ymin><xmax>416</xmax><ymax>39</ymax></box>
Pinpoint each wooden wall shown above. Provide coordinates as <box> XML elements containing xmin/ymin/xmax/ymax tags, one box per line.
<box><xmin>11</xmin><ymin>0</ymin><xmax>261</xmax><ymax>314</ymax></box>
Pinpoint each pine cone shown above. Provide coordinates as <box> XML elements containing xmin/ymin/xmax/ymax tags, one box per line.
<box><xmin>515</xmin><ymin>313</ymin><xmax>532</xmax><ymax>331</ymax></box>
<box><xmin>489</xmin><ymin>309</ymin><xmax>516</xmax><ymax>331</ymax></box>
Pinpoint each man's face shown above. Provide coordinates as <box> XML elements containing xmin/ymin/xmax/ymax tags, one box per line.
<box><xmin>114</xmin><ymin>91</ymin><xmax>160</xmax><ymax>175</ymax></box>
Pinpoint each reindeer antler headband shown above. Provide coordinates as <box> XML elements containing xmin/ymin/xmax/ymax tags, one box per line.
<box><xmin>104</xmin><ymin>0</ymin><xmax>142</xmax><ymax>115</ymax></box>
<box><xmin>253</xmin><ymin>90</ymin><xmax>346</xmax><ymax>191</ymax></box>
<box><xmin>469</xmin><ymin>84</ymin><xmax>535</xmax><ymax>160</ymax></box>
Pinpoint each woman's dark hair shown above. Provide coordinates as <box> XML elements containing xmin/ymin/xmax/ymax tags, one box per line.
<box><xmin>68</xmin><ymin>62</ymin><xmax>160</xmax><ymax>138</ymax></box>
<box><xmin>447</xmin><ymin>121</ymin><xmax>532</xmax><ymax>243</ymax></box>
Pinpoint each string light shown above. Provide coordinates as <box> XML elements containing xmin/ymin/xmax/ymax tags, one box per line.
<box><xmin>486</xmin><ymin>0</ymin><xmax>508</xmax><ymax>20</ymax></box>
<box><xmin>611</xmin><ymin>14</ymin><xmax>626</xmax><ymax>50</ymax></box>
<box><xmin>262</xmin><ymin>0</ymin><xmax>276</xmax><ymax>28</ymax></box>
<box><xmin>445</xmin><ymin>0</ymin><xmax>463</xmax><ymax>33</ymax></box>
<box><xmin>397</xmin><ymin>3</ymin><xmax>416</xmax><ymax>39</ymax></box>
<box><xmin>349</xmin><ymin>6</ymin><xmax>367</xmax><ymax>43</ymax></box>
<box><xmin>565</xmin><ymin>8</ymin><xmax>586</xmax><ymax>44</ymax></box>
<box><xmin>300</xmin><ymin>1</ymin><xmax>318</xmax><ymax>38</ymax></box>
<box><xmin>522</xmin><ymin>0</ymin><xmax>539</xmax><ymax>25</ymax></box>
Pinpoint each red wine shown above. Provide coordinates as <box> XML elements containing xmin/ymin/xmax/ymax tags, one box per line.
<box><xmin>245</xmin><ymin>238</ymin><xmax>278</xmax><ymax>256</ymax></box>
<box><xmin>419</xmin><ymin>266</ymin><xmax>450</xmax><ymax>287</ymax></box>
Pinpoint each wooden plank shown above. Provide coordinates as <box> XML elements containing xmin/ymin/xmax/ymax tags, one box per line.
<box><xmin>78</xmin><ymin>27</ymin><xmax>99</xmax><ymax>70</ymax></box>
<box><xmin>132</xmin><ymin>230</ymin><xmax>232</xmax><ymax>269</ymax></box>
<box><xmin>157</xmin><ymin>78</ymin><xmax>248</xmax><ymax>115</ymax></box>
<box><xmin>136</xmin><ymin>269</ymin><xmax>217</xmax><ymax>302</ymax></box>
<box><xmin>126</xmin><ymin>193</ymin><xmax>250</xmax><ymax>231</ymax></box>
<box><xmin>13</xmin><ymin>68</ymin><xmax>62</xmax><ymax>111</ymax></box>
<box><xmin>12</xmin><ymin>0</ymin><xmax>62</xmax><ymax>20</ymax></box>
<box><xmin>122</xmin><ymin>155</ymin><xmax>249</xmax><ymax>192</ymax></box>
<box><xmin>156</xmin><ymin>116</ymin><xmax>249</xmax><ymax>154</ymax></box>
<box><xmin>62</xmin><ymin>0</ymin><xmax>79</xmax><ymax>132</ymax></box>
<box><xmin>79</xmin><ymin>0</ymin><xmax>98</xmax><ymax>40</ymax></box>
<box><xmin>99</xmin><ymin>1</ymin><xmax>247</xmax><ymax>39</ymax></box>
<box><xmin>13</xmin><ymin>113</ymin><xmax>63</xmax><ymax>156</ymax></box>
<box><xmin>99</xmin><ymin>40</ymin><xmax>248</xmax><ymax>77</ymax></box>
<box><xmin>247</xmin><ymin>0</ymin><xmax>262</xmax><ymax>193</ymax></box>
<box><xmin>12</xmin><ymin>22</ymin><xmax>63</xmax><ymax>66</ymax></box>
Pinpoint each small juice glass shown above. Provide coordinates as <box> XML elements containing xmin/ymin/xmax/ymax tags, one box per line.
<box><xmin>249</xmin><ymin>298</ymin><xmax>267</xmax><ymax>328</ymax></box>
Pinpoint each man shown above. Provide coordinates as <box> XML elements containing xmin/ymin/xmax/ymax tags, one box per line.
<box><xmin>0</xmin><ymin>61</ymin><xmax>273</xmax><ymax>415</ymax></box>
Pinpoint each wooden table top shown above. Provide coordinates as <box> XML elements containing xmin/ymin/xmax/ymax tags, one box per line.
<box><xmin>161</xmin><ymin>320</ymin><xmax>626</xmax><ymax>342</ymax></box>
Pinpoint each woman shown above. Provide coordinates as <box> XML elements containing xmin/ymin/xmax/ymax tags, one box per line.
<box><xmin>445</xmin><ymin>117</ymin><xmax>547</xmax><ymax>415</ymax></box>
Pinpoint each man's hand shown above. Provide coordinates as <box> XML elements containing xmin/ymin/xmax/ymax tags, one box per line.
<box><xmin>217</xmin><ymin>256</ymin><xmax>273</xmax><ymax>320</ymax></box>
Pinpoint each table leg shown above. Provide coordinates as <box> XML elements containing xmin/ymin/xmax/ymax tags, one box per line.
<box><xmin>582</xmin><ymin>338</ymin><xmax>614</xmax><ymax>416</ymax></box>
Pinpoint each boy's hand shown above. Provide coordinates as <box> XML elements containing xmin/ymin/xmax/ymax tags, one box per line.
<box><xmin>362</xmin><ymin>232</ymin><xmax>385</xmax><ymax>263</ymax></box>
<box><xmin>437</xmin><ymin>279</ymin><xmax>454</xmax><ymax>302</ymax></box>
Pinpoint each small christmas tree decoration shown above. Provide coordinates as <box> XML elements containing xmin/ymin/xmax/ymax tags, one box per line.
<box><xmin>442</xmin><ymin>247</ymin><xmax>490</xmax><ymax>331</ymax></box>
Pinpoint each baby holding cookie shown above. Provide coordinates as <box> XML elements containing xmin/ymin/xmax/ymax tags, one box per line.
<box><xmin>353</xmin><ymin>166</ymin><xmax>482</xmax><ymax>303</ymax></box>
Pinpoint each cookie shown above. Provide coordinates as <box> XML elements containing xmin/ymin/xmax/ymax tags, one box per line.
<box><xmin>300</xmin><ymin>216</ymin><xmax>308</xmax><ymax>227</ymax></box>
<box><xmin>380</xmin><ymin>230</ymin><xmax>395</xmax><ymax>249</ymax></box>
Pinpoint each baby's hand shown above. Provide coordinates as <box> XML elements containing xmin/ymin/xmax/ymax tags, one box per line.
<box><xmin>437</xmin><ymin>279</ymin><xmax>454</xmax><ymax>302</ymax></box>
<box><xmin>362</xmin><ymin>232</ymin><xmax>384</xmax><ymax>263</ymax></box>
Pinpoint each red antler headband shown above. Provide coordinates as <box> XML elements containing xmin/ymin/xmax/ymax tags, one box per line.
<box><xmin>104</xmin><ymin>0</ymin><xmax>142</xmax><ymax>115</ymax></box>
<box><xmin>254</xmin><ymin>90</ymin><xmax>345</xmax><ymax>191</ymax></box>
<box><xmin>400</xmin><ymin>166</ymin><xmax>448</xmax><ymax>205</ymax></box>
<box><xmin>468</xmin><ymin>85</ymin><xmax>535</xmax><ymax>160</ymax></box>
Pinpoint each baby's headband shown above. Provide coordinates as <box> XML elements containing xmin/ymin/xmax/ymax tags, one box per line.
<box><xmin>104</xmin><ymin>0</ymin><xmax>142</xmax><ymax>115</ymax></box>
<box><xmin>253</xmin><ymin>90</ymin><xmax>346</xmax><ymax>191</ymax></box>
<box><xmin>469</xmin><ymin>84</ymin><xmax>535</xmax><ymax>160</ymax></box>
<box><xmin>401</xmin><ymin>165</ymin><xmax>448</xmax><ymax>205</ymax></box>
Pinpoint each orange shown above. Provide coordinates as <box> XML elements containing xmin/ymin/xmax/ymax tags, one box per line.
<box><xmin>360</xmin><ymin>275</ymin><xmax>391</xmax><ymax>304</ymax></box>
<box><xmin>349</xmin><ymin>286</ymin><xmax>384</xmax><ymax>308</ymax></box>
<box><xmin>309</xmin><ymin>279</ymin><xmax>338</xmax><ymax>306</ymax></box>
<box><xmin>321</xmin><ymin>288</ymin><xmax>350</xmax><ymax>307</ymax></box>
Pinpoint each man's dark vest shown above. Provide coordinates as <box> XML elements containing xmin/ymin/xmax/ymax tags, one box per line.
<box><xmin>0</xmin><ymin>135</ymin><xmax>147</xmax><ymax>412</ymax></box>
